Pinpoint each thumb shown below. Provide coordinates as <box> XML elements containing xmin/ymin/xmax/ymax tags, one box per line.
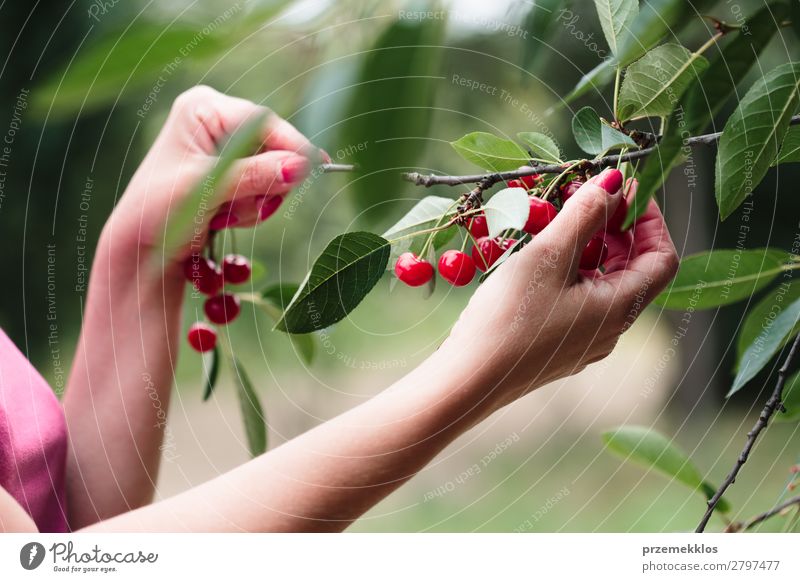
<box><xmin>534</xmin><ymin>168</ymin><xmax>623</xmax><ymax>279</ymax></box>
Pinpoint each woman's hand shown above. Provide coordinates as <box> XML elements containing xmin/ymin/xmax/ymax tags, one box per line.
<box><xmin>65</xmin><ymin>86</ymin><xmax>323</xmax><ymax>529</ymax></box>
<box><xmin>440</xmin><ymin>169</ymin><xmax>679</xmax><ymax>416</ymax></box>
<box><xmin>105</xmin><ymin>85</ymin><xmax>322</xmax><ymax>274</ymax></box>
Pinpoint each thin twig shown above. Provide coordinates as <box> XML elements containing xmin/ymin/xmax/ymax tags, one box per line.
<box><xmin>696</xmin><ymin>332</ymin><xmax>800</xmax><ymax>533</ymax></box>
<box><xmin>728</xmin><ymin>494</ymin><xmax>800</xmax><ymax>532</ymax></box>
<box><xmin>402</xmin><ymin>114</ymin><xmax>800</xmax><ymax>188</ymax></box>
<box><xmin>320</xmin><ymin>163</ymin><xmax>356</xmax><ymax>173</ymax></box>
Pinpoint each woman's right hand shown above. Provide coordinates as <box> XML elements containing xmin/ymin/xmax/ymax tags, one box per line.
<box><xmin>439</xmin><ymin>169</ymin><xmax>679</xmax><ymax>415</ymax></box>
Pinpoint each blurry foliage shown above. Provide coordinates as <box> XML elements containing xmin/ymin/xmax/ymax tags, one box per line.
<box><xmin>0</xmin><ymin>0</ymin><xmax>798</xmax><ymax>405</ymax></box>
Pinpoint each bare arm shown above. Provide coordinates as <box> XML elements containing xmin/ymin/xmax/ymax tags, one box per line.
<box><xmin>83</xmin><ymin>351</ymin><xmax>488</xmax><ymax>532</ymax></box>
<box><xmin>62</xmin><ymin>237</ymin><xmax>185</xmax><ymax>529</ymax></box>
<box><xmin>62</xmin><ymin>86</ymin><xmax>316</xmax><ymax>529</ymax></box>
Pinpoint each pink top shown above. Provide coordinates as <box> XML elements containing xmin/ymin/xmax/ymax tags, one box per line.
<box><xmin>0</xmin><ymin>328</ymin><xmax>69</xmax><ymax>532</ymax></box>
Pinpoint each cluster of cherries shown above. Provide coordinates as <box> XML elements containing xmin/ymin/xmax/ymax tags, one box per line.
<box><xmin>184</xmin><ymin>252</ymin><xmax>253</xmax><ymax>353</ymax></box>
<box><xmin>394</xmin><ymin>171</ymin><xmax>627</xmax><ymax>288</ymax></box>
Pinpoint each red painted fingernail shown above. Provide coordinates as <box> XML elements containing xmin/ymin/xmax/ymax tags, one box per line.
<box><xmin>592</xmin><ymin>168</ymin><xmax>623</xmax><ymax>195</ymax></box>
<box><xmin>258</xmin><ymin>195</ymin><xmax>284</xmax><ymax>221</ymax></box>
<box><xmin>210</xmin><ymin>207</ymin><xmax>239</xmax><ymax>231</ymax></box>
<box><xmin>280</xmin><ymin>156</ymin><xmax>310</xmax><ymax>183</ymax></box>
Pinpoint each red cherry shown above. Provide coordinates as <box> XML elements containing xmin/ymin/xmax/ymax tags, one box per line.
<box><xmin>605</xmin><ymin>195</ymin><xmax>629</xmax><ymax>233</ymax></box>
<box><xmin>438</xmin><ymin>250</ymin><xmax>476</xmax><ymax>286</ymax></box>
<box><xmin>500</xmin><ymin>238</ymin><xmax>517</xmax><ymax>251</ymax></box>
<box><xmin>204</xmin><ymin>293</ymin><xmax>241</xmax><ymax>325</ymax></box>
<box><xmin>508</xmin><ymin>173</ymin><xmax>540</xmax><ymax>190</ymax></box>
<box><xmin>467</xmin><ymin>214</ymin><xmax>489</xmax><ymax>238</ymax></box>
<box><xmin>394</xmin><ymin>252</ymin><xmax>434</xmax><ymax>287</ymax></box>
<box><xmin>580</xmin><ymin>236</ymin><xmax>609</xmax><ymax>270</ymax></box>
<box><xmin>519</xmin><ymin>174</ymin><xmax>540</xmax><ymax>189</ymax></box>
<box><xmin>471</xmin><ymin>237</ymin><xmax>504</xmax><ymax>272</ymax></box>
<box><xmin>523</xmin><ymin>197</ymin><xmax>558</xmax><ymax>234</ymax></box>
<box><xmin>187</xmin><ymin>322</ymin><xmax>217</xmax><ymax>353</ymax></box>
<box><xmin>222</xmin><ymin>254</ymin><xmax>252</xmax><ymax>285</ymax></box>
<box><xmin>561</xmin><ymin>179</ymin><xmax>584</xmax><ymax>202</ymax></box>
<box><xmin>183</xmin><ymin>255</ymin><xmax>223</xmax><ymax>296</ymax></box>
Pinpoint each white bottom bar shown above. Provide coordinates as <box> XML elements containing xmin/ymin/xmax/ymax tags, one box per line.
<box><xmin>0</xmin><ymin>534</ymin><xmax>796</xmax><ymax>580</ymax></box>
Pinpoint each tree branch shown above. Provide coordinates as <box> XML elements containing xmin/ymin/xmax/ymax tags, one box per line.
<box><xmin>402</xmin><ymin>114</ymin><xmax>800</xmax><ymax>188</ymax></box>
<box><xmin>728</xmin><ymin>494</ymin><xmax>800</xmax><ymax>532</ymax></box>
<box><xmin>696</xmin><ymin>332</ymin><xmax>800</xmax><ymax>533</ymax></box>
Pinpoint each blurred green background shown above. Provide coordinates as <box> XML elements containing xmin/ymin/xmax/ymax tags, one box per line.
<box><xmin>0</xmin><ymin>0</ymin><xmax>798</xmax><ymax>531</ymax></box>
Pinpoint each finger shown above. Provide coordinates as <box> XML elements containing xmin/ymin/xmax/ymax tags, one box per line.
<box><xmin>169</xmin><ymin>86</ymin><xmax>319</xmax><ymax>157</ymax></box>
<box><xmin>531</xmin><ymin>168</ymin><xmax>623</xmax><ymax>280</ymax></box>
<box><xmin>601</xmin><ymin>199</ymin><xmax>679</xmax><ymax>303</ymax></box>
<box><xmin>209</xmin><ymin>194</ymin><xmax>285</xmax><ymax>231</ymax></box>
<box><xmin>229</xmin><ymin>150</ymin><xmax>310</xmax><ymax>199</ymax></box>
<box><xmin>603</xmin><ymin>179</ymin><xmax>638</xmax><ymax>272</ymax></box>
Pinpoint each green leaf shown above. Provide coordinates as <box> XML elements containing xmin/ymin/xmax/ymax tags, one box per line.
<box><xmin>737</xmin><ymin>281</ymin><xmax>800</xmax><ymax>364</ymax></box>
<box><xmin>625</xmin><ymin>4</ymin><xmax>787</xmax><ymax>228</ymax></box>
<box><xmin>716</xmin><ymin>62</ymin><xmax>800</xmax><ymax>220</ymax></box>
<box><xmin>33</xmin><ymin>2</ymin><xmax>293</xmax><ymax>117</ymax></box>
<box><xmin>775</xmin><ymin>126</ymin><xmax>800</xmax><ymax>165</ymax></box>
<box><xmin>618</xmin><ymin>44</ymin><xmax>708</xmax><ymax>121</ymax></box>
<box><xmin>603</xmin><ymin>426</ymin><xmax>729</xmax><ymax>512</ymax></box>
<box><xmin>623</xmin><ymin>124</ymin><xmax>685</xmax><ymax>228</ymax></box>
<box><xmin>616</xmin><ymin>0</ymin><xmax>717</xmax><ymax>67</ymax></box>
<box><xmin>683</xmin><ymin>3</ymin><xmax>788</xmax><ymax>135</ymax></box>
<box><xmin>778</xmin><ymin>370</ymin><xmax>800</xmax><ymax>423</ymax></box>
<box><xmin>730</xmin><ymin>297</ymin><xmax>800</xmax><ymax>397</ymax></box>
<box><xmin>451</xmin><ymin>132</ymin><xmax>530</xmax><ymax>172</ymax></box>
<box><xmin>261</xmin><ymin>283</ymin><xmax>299</xmax><ymax>309</ymax></box>
<box><xmin>202</xmin><ymin>346</ymin><xmax>221</xmax><ymax>402</ymax></box>
<box><xmin>593</xmin><ymin>0</ymin><xmax>638</xmax><ymax>57</ymax></box>
<box><xmin>383</xmin><ymin>196</ymin><xmax>456</xmax><ymax>271</ymax></box>
<box><xmin>260</xmin><ymin>283</ymin><xmax>316</xmax><ymax>365</ymax></box>
<box><xmin>340</xmin><ymin>16</ymin><xmax>444</xmax><ymax>221</ymax></box>
<box><xmin>654</xmin><ymin>249</ymin><xmax>789</xmax><ymax>310</ymax></box>
<box><xmin>517</xmin><ymin>132</ymin><xmax>562</xmax><ymax>163</ymax></box>
<box><xmin>520</xmin><ymin>0</ymin><xmax>565</xmax><ymax>74</ymax></box>
<box><xmin>248</xmin><ymin>259</ymin><xmax>267</xmax><ymax>285</ymax></box>
<box><xmin>230</xmin><ymin>356</ymin><xmax>267</xmax><ymax>457</ymax></box>
<box><xmin>572</xmin><ymin>106</ymin><xmax>637</xmax><ymax>156</ymax></box>
<box><xmin>791</xmin><ymin>0</ymin><xmax>800</xmax><ymax>42</ymax></box>
<box><xmin>383</xmin><ymin>196</ymin><xmax>455</xmax><ymax>240</ymax></box>
<box><xmin>33</xmin><ymin>23</ymin><xmax>225</xmax><ymax>116</ymax></box>
<box><xmin>276</xmin><ymin>232</ymin><xmax>390</xmax><ymax>334</ymax></box>
<box><xmin>561</xmin><ymin>60</ymin><xmax>617</xmax><ymax>107</ymax></box>
<box><xmin>483</xmin><ymin>188</ymin><xmax>530</xmax><ymax>238</ymax></box>
<box><xmin>561</xmin><ymin>0</ymin><xmax>715</xmax><ymax>108</ymax></box>
<box><xmin>159</xmin><ymin>114</ymin><xmax>266</xmax><ymax>260</ymax></box>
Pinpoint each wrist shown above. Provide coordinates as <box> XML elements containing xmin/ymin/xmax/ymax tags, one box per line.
<box><xmin>96</xmin><ymin>218</ymin><xmax>186</xmax><ymax>302</ymax></box>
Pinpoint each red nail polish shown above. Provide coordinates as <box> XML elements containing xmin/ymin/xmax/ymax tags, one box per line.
<box><xmin>593</xmin><ymin>169</ymin><xmax>623</xmax><ymax>195</ymax></box>
<box><xmin>258</xmin><ymin>195</ymin><xmax>284</xmax><ymax>221</ymax></box>
<box><xmin>280</xmin><ymin>156</ymin><xmax>310</xmax><ymax>183</ymax></box>
<box><xmin>210</xmin><ymin>208</ymin><xmax>239</xmax><ymax>231</ymax></box>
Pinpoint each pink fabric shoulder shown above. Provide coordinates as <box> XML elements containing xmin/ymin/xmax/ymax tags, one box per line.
<box><xmin>0</xmin><ymin>328</ymin><xmax>69</xmax><ymax>532</ymax></box>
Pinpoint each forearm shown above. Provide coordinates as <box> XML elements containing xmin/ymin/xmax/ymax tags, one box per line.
<box><xmin>84</xmin><ymin>348</ymin><xmax>494</xmax><ymax>532</ymax></box>
<box><xmin>63</xmin><ymin>226</ymin><xmax>185</xmax><ymax>528</ymax></box>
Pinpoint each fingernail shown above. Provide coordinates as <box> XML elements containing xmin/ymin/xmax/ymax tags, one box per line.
<box><xmin>280</xmin><ymin>156</ymin><xmax>310</xmax><ymax>183</ymax></box>
<box><xmin>592</xmin><ymin>168</ymin><xmax>623</xmax><ymax>195</ymax></box>
<box><xmin>258</xmin><ymin>195</ymin><xmax>284</xmax><ymax>221</ymax></box>
<box><xmin>210</xmin><ymin>208</ymin><xmax>239</xmax><ymax>231</ymax></box>
<box><xmin>319</xmin><ymin>149</ymin><xmax>332</xmax><ymax>164</ymax></box>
